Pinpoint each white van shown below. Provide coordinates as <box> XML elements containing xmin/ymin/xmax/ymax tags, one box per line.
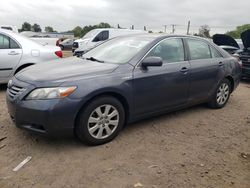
<box><xmin>72</xmin><ymin>28</ymin><xmax>147</xmax><ymax>53</ymax></box>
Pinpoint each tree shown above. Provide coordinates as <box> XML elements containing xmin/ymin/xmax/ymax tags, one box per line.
<box><xmin>226</xmin><ymin>24</ymin><xmax>250</xmax><ymax>38</ymax></box>
<box><xmin>21</xmin><ymin>22</ymin><xmax>32</xmax><ymax>31</ymax></box>
<box><xmin>45</xmin><ymin>26</ymin><xmax>54</xmax><ymax>33</ymax></box>
<box><xmin>72</xmin><ymin>26</ymin><xmax>82</xmax><ymax>37</ymax></box>
<box><xmin>98</xmin><ymin>22</ymin><xmax>111</xmax><ymax>28</ymax></box>
<box><xmin>32</xmin><ymin>23</ymin><xmax>41</xmax><ymax>32</ymax></box>
<box><xmin>198</xmin><ymin>25</ymin><xmax>211</xmax><ymax>38</ymax></box>
<box><xmin>71</xmin><ymin>23</ymin><xmax>112</xmax><ymax>38</ymax></box>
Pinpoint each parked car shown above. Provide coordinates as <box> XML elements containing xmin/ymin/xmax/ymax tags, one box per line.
<box><xmin>20</xmin><ymin>31</ymin><xmax>60</xmax><ymax>46</ymax></box>
<box><xmin>6</xmin><ymin>34</ymin><xmax>241</xmax><ymax>145</ymax></box>
<box><xmin>72</xmin><ymin>28</ymin><xmax>147</xmax><ymax>53</ymax></box>
<box><xmin>0</xmin><ymin>25</ymin><xmax>18</xmax><ymax>33</ymax></box>
<box><xmin>213</xmin><ymin>34</ymin><xmax>242</xmax><ymax>54</ymax></box>
<box><xmin>240</xmin><ymin>30</ymin><xmax>250</xmax><ymax>78</ymax></box>
<box><xmin>0</xmin><ymin>29</ymin><xmax>62</xmax><ymax>84</ymax></box>
<box><xmin>213</xmin><ymin>31</ymin><xmax>250</xmax><ymax>78</ymax></box>
<box><xmin>59</xmin><ymin>38</ymin><xmax>74</xmax><ymax>50</ymax></box>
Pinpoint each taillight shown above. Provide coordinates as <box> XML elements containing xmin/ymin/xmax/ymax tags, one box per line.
<box><xmin>55</xmin><ymin>51</ymin><xmax>63</xmax><ymax>58</ymax></box>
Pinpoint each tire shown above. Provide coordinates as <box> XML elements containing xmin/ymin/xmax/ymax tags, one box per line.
<box><xmin>208</xmin><ymin>79</ymin><xmax>231</xmax><ymax>109</ymax></box>
<box><xmin>75</xmin><ymin>96</ymin><xmax>125</xmax><ymax>145</ymax></box>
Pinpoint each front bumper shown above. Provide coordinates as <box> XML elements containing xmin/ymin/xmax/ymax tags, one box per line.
<box><xmin>6</xmin><ymin>78</ymin><xmax>81</xmax><ymax>137</ymax></box>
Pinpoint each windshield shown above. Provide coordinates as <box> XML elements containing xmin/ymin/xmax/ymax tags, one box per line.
<box><xmin>82</xmin><ymin>36</ymin><xmax>153</xmax><ymax>64</ymax></box>
<box><xmin>82</xmin><ymin>30</ymin><xmax>99</xmax><ymax>39</ymax></box>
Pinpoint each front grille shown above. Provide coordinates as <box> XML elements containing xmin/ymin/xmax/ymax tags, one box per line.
<box><xmin>72</xmin><ymin>42</ymin><xmax>79</xmax><ymax>48</ymax></box>
<box><xmin>7</xmin><ymin>85</ymin><xmax>25</xmax><ymax>99</ymax></box>
<box><xmin>240</xmin><ymin>52</ymin><xmax>250</xmax><ymax>68</ymax></box>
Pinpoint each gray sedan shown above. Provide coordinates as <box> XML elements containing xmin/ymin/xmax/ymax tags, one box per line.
<box><xmin>6</xmin><ymin>34</ymin><xmax>241</xmax><ymax>145</ymax></box>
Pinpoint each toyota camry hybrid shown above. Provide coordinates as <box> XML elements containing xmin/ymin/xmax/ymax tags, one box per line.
<box><xmin>6</xmin><ymin>34</ymin><xmax>241</xmax><ymax>145</ymax></box>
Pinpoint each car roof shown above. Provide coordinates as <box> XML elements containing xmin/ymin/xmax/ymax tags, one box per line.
<box><xmin>116</xmin><ymin>33</ymin><xmax>210</xmax><ymax>41</ymax></box>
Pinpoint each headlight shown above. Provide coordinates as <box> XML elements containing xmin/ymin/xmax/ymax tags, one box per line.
<box><xmin>26</xmin><ymin>87</ymin><xmax>77</xmax><ymax>100</ymax></box>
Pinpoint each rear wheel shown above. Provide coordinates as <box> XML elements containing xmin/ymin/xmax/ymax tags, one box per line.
<box><xmin>208</xmin><ymin>79</ymin><xmax>231</xmax><ymax>109</ymax></box>
<box><xmin>75</xmin><ymin>96</ymin><xmax>125</xmax><ymax>145</ymax></box>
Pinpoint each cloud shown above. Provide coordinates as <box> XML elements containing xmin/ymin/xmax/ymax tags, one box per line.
<box><xmin>0</xmin><ymin>0</ymin><xmax>249</xmax><ymax>34</ymax></box>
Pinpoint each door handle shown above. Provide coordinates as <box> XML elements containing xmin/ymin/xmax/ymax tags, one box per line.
<box><xmin>8</xmin><ymin>51</ymin><xmax>20</xmax><ymax>55</ymax></box>
<box><xmin>218</xmin><ymin>62</ymin><xmax>224</xmax><ymax>67</ymax></box>
<box><xmin>180</xmin><ymin>67</ymin><xmax>189</xmax><ymax>73</ymax></box>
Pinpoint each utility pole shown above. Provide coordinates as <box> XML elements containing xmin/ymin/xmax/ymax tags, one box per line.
<box><xmin>163</xmin><ymin>25</ymin><xmax>167</xmax><ymax>33</ymax></box>
<box><xmin>187</xmin><ymin>21</ymin><xmax>190</xmax><ymax>35</ymax></box>
<box><xmin>171</xmin><ymin>24</ymin><xmax>176</xmax><ymax>34</ymax></box>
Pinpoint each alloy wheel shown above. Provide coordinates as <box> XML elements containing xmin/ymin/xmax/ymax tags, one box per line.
<box><xmin>216</xmin><ymin>83</ymin><xmax>230</xmax><ymax>105</ymax></box>
<box><xmin>87</xmin><ymin>105</ymin><xmax>119</xmax><ymax>139</ymax></box>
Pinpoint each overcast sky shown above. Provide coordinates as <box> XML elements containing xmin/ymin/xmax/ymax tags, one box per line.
<box><xmin>1</xmin><ymin>0</ymin><xmax>250</xmax><ymax>34</ymax></box>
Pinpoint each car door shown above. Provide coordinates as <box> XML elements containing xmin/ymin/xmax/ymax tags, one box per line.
<box><xmin>185</xmin><ymin>38</ymin><xmax>225</xmax><ymax>102</ymax></box>
<box><xmin>0</xmin><ymin>33</ymin><xmax>22</xmax><ymax>78</ymax></box>
<box><xmin>133</xmin><ymin>38</ymin><xmax>190</xmax><ymax>115</ymax></box>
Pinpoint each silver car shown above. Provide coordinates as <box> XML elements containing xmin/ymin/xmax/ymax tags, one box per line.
<box><xmin>0</xmin><ymin>29</ymin><xmax>62</xmax><ymax>84</ymax></box>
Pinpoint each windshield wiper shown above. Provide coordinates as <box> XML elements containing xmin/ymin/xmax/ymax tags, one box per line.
<box><xmin>86</xmin><ymin>57</ymin><xmax>104</xmax><ymax>63</ymax></box>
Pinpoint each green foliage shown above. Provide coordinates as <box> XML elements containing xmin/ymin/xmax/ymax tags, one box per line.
<box><xmin>45</xmin><ymin>26</ymin><xmax>54</xmax><ymax>33</ymax></box>
<box><xmin>72</xmin><ymin>22</ymin><xmax>112</xmax><ymax>38</ymax></box>
<box><xmin>226</xmin><ymin>24</ymin><xmax>250</xmax><ymax>38</ymax></box>
<box><xmin>21</xmin><ymin>22</ymin><xmax>32</xmax><ymax>31</ymax></box>
<box><xmin>31</xmin><ymin>23</ymin><xmax>41</xmax><ymax>32</ymax></box>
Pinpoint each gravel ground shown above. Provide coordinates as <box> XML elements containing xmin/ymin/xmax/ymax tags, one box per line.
<box><xmin>0</xmin><ymin>52</ymin><xmax>249</xmax><ymax>188</ymax></box>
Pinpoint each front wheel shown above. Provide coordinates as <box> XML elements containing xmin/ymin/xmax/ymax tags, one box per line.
<box><xmin>208</xmin><ymin>79</ymin><xmax>231</xmax><ymax>109</ymax></box>
<box><xmin>75</xmin><ymin>96</ymin><xmax>125</xmax><ymax>145</ymax></box>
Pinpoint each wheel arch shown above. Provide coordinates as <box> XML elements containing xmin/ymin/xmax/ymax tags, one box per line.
<box><xmin>74</xmin><ymin>91</ymin><xmax>130</xmax><ymax>131</ymax></box>
<box><xmin>14</xmin><ymin>63</ymin><xmax>34</xmax><ymax>75</ymax></box>
<box><xmin>225</xmin><ymin>75</ymin><xmax>234</xmax><ymax>92</ymax></box>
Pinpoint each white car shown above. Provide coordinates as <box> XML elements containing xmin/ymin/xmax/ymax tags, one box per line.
<box><xmin>0</xmin><ymin>29</ymin><xmax>62</xmax><ymax>84</ymax></box>
<box><xmin>72</xmin><ymin>28</ymin><xmax>148</xmax><ymax>53</ymax></box>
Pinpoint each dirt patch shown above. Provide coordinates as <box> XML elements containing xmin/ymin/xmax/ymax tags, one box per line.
<box><xmin>0</xmin><ymin>79</ymin><xmax>249</xmax><ymax>187</ymax></box>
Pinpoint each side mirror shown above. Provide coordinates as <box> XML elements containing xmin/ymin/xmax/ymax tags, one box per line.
<box><xmin>141</xmin><ymin>56</ymin><xmax>163</xmax><ymax>68</ymax></box>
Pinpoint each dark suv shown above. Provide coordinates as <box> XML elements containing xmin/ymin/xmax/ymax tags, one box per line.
<box><xmin>213</xmin><ymin>30</ymin><xmax>250</xmax><ymax>78</ymax></box>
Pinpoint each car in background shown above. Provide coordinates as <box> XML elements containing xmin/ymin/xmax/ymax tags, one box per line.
<box><xmin>0</xmin><ymin>29</ymin><xmax>62</xmax><ymax>84</ymax></box>
<box><xmin>213</xmin><ymin>30</ymin><xmax>250</xmax><ymax>78</ymax></box>
<box><xmin>72</xmin><ymin>28</ymin><xmax>147</xmax><ymax>54</ymax></box>
<box><xmin>20</xmin><ymin>31</ymin><xmax>60</xmax><ymax>46</ymax></box>
<box><xmin>6</xmin><ymin>34</ymin><xmax>241</xmax><ymax>145</ymax></box>
<box><xmin>59</xmin><ymin>38</ymin><xmax>74</xmax><ymax>50</ymax></box>
<box><xmin>0</xmin><ymin>25</ymin><xmax>18</xmax><ymax>33</ymax></box>
<box><xmin>213</xmin><ymin>34</ymin><xmax>243</xmax><ymax>54</ymax></box>
<box><xmin>240</xmin><ymin>30</ymin><xmax>250</xmax><ymax>78</ymax></box>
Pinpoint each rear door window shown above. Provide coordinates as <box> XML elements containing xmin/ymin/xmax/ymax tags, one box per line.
<box><xmin>187</xmin><ymin>39</ymin><xmax>211</xmax><ymax>60</ymax></box>
<box><xmin>0</xmin><ymin>34</ymin><xmax>10</xmax><ymax>49</ymax></box>
<box><xmin>0</xmin><ymin>34</ymin><xmax>20</xmax><ymax>49</ymax></box>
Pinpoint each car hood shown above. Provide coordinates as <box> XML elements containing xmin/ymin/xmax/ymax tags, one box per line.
<box><xmin>15</xmin><ymin>57</ymin><xmax>119</xmax><ymax>85</ymax></box>
<box><xmin>241</xmin><ymin>29</ymin><xmax>250</xmax><ymax>49</ymax></box>
<box><xmin>213</xmin><ymin>34</ymin><xmax>240</xmax><ymax>49</ymax></box>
